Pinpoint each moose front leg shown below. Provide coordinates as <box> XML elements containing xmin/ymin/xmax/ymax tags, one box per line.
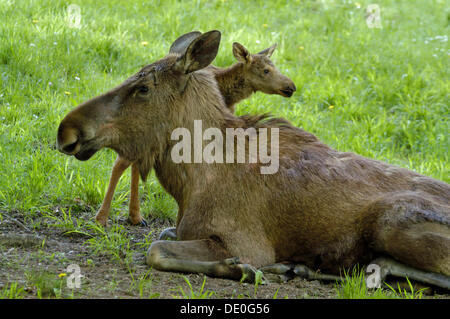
<box><xmin>146</xmin><ymin>239</ymin><xmax>259</xmax><ymax>282</ymax></box>
<box><xmin>259</xmin><ymin>263</ymin><xmax>344</xmax><ymax>283</ymax></box>
<box><xmin>293</xmin><ymin>265</ymin><xmax>345</xmax><ymax>282</ymax></box>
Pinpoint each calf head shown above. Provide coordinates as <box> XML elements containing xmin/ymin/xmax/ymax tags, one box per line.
<box><xmin>232</xmin><ymin>42</ymin><xmax>296</xmax><ymax>97</ymax></box>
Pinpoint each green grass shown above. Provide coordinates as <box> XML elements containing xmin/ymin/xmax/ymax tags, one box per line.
<box><xmin>0</xmin><ymin>0</ymin><xmax>448</xmax><ymax>299</ymax></box>
<box><xmin>0</xmin><ymin>282</ymin><xmax>26</xmax><ymax>299</ymax></box>
<box><xmin>335</xmin><ymin>267</ymin><xmax>425</xmax><ymax>299</ymax></box>
<box><xmin>174</xmin><ymin>275</ymin><xmax>215</xmax><ymax>299</ymax></box>
<box><xmin>24</xmin><ymin>269</ymin><xmax>71</xmax><ymax>298</ymax></box>
<box><xmin>127</xmin><ymin>268</ymin><xmax>160</xmax><ymax>298</ymax></box>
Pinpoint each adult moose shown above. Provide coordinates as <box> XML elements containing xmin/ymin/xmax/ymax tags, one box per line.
<box><xmin>57</xmin><ymin>31</ymin><xmax>450</xmax><ymax>289</ymax></box>
<box><xmin>94</xmin><ymin>31</ymin><xmax>296</xmax><ymax>227</ymax></box>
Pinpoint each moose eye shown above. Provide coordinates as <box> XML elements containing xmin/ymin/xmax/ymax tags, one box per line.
<box><xmin>137</xmin><ymin>85</ymin><xmax>149</xmax><ymax>93</ymax></box>
<box><xmin>263</xmin><ymin>69</ymin><xmax>269</xmax><ymax>74</ymax></box>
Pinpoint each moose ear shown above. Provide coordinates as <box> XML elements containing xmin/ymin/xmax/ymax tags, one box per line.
<box><xmin>174</xmin><ymin>30</ymin><xmax>221</xmax><ymax>74</ymax></box>
<box><xmin>169</xmin><ymin>31</ymin><xmax>202</xmax><ymax>55</ymax></box>
<box><xmin>258</xmin><ymin>43</ymin><xmax>277</xmax><ymax>57</ymax></box>
<box><xmin>232</xmin><ymin>42</ymin><xmax>252</xmax><ymax>64</ymax></box>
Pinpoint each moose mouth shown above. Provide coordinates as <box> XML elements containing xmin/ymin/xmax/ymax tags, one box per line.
<box><xmin>279</xmin><ymin>89</ymin><xmax>294</xmax><ymax>97</ymax></box>
<box><xmin>74</xmin><ymin>147</ymin><xmax>99</xmax><ymax>161</ymax></box>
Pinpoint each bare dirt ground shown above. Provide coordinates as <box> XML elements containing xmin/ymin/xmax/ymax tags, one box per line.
<box><xmin>0</xmin><ymin>211</ymin><xmax>447</xmax><ymax>299</ymax></box>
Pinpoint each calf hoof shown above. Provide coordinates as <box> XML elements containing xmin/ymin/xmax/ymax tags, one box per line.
<box><xmin>95</xmin><ymin>212</ymin><xmax>108</xmax><ymax>227</ymax></box>
<box><xmin>128</xmin><ymin>212</ymin><xmax>147</xmax><ymax>226</ymax></box>
<box><xmin>158</xmin><ymin>227</ymin><xmax>177</xmax><ymax>240</ymax></box>
<box><xmin>139</xmin><ymin>219</ymin><xmax>148</xmax><ymax>227</ymax></box>
<box><xmin>129</xmin><ymin>217</ymin><xmax>147</xmax><ymax>227</ymax></box>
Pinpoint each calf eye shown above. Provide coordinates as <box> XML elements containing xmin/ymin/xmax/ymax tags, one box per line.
<box><xmin>263</xmin><ymin>69</ymin><xmax>269</xmax><ymax>74</ymax></box>
<box><xmin>137</xmin><ymin>85</ymin><xmax>149</xmax><ymax>93</ymax></box>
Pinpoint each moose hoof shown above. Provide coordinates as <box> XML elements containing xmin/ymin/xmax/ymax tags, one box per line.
<box><xmin>238</xmin><ymin>263</ymin><xmax>265</xmax><ymax>284</ymax></box>
<box><xmin>263</xmin><ymin>273</ymin><xmax>293</xmax><ymax>284</ymax></box>
<box><xmin>224</xmin><ymin>257</ymin><xmax>240</xmax><ymax>265</ymax></box>
<box><xmin>259</xmin><ymin>263</ymin><xmax>294</xmax><ymax>275</ymax></box>
<box><xmin>158</xmin><ymin>227</ymin><xmax>177</xmax><ymax>240</ymax></box>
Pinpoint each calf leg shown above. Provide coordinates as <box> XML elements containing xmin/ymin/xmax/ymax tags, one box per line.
<box><xmin>95</xmin><ymin>156</ymin><xmax>131</xmax><ymax>226</ymax></box>
<box><xmin>128</xmin><ymin>163</ymin><xmax>146</xmax><ymax>226</ymax></box>
<box><xmin>146</xmin><ymin>239</ymin><xmax>259</xmax><ymax>282</ymax></box>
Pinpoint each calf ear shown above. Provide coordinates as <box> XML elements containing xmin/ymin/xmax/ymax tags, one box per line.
<box><xmin>169</xmin><ymin>31</ymin><xmax>202</xmax><ymax>55</ymax></box>
<box><xmin>258</xmin><ymin>43</ymin><xmax>277</xmax><ymax>57</ymax></box>
<box><xmin>233</xmin><ymin>42</ymin><xmax>252</xmax><ymax>64</ymax></box>
<box><xmin>174</xmin><ymin>30</ymin><xmax>221</xmax><ymax>74</ymax></box>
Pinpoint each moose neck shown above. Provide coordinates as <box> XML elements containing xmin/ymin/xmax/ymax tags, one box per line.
<box><xmin>214</xmin><ymin>63</ymin><xmax>255</xmax><ymax>110</ymax></box>
<box><xmin>151</xmin><ymin>69</ymin><xmax>230</xmax><ymax>213</ymax></box>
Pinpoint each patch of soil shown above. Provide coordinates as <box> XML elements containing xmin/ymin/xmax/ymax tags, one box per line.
<box><xmin>0</xmin><ymin>212</ymin><xmax>447</xmax><ymax>299</ymax></box>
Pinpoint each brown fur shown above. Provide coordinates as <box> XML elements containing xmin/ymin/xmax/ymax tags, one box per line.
<box><xmin>208</xmin><ymin>42</ymin><xmax>296</xmax><ymax>113</ymax></box>
<box><xmin>57</xmin><ymin>31</ymin><xmax>450</xmax><ymax>283</ymax></box>
<box><xmin>93</xmin><ymin>38</ymin><xmax>296</xmax><ymax>226</ymax></box>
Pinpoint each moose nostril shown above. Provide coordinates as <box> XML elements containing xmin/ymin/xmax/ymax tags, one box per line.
<box><xmin>62</xmin><ymin>140</ymin><xmax>79</xmax><ymax>154</ymax></box>
<box><xmin>57</xmin><ymin>125</ymin><xmax>81</xmax><ymax>154</ymax></box>
<box><xmin>287</xmin><ymin>85</ymin><xmax>296</xmax><ymax>92</ymax></box>
<box><xmin>280</xmin><ymin>85</ymin><xmax>296</xmax><ymax>97</ymax></box>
